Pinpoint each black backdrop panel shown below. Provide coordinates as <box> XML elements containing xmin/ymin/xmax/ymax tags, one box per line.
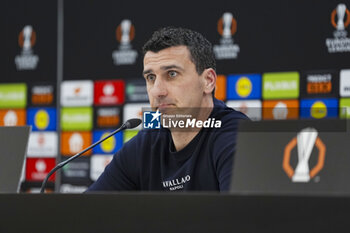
<box><xmin>63</xmin><ymin>0</ymin><xmax>350</xmax><ymax>80</ymax></box>
<box><xmin>4</xmin><ymin>0</ymin><xmax>57</xmax><ymax>83</ymax></box>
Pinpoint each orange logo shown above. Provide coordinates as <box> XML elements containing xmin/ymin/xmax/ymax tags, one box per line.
<box><xmin>0</xmin><ymin>109</ymin><xmax>26</xmax><ymax>126</ymax></box>
<box><xmin>217</xmin><ymin>13</ymin><xmax>237</xmax><ymax>36</ymax></box>
<box><xmin>263</xmin><ymin>100</ymin><xmax>299</xmax><ymax>120</ymax></box>
<box><xmin>61</xmin><ymin>132</ymin><xmax>92</xmax><ymax>156</ymax></box>
<box><xmin>283</xmin><ymin>129</ymin><xmax>326</xmax><ymax>181</ymax></box>
<box><xmin>331</xmin><ymin>6</ymin><xmax>350</xmax><ymax>29</ymax></box>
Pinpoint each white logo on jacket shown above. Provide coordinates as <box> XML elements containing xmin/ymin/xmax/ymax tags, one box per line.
<box><xmin>162</xmin><ymin>175</ymin><xmax>191</xmax><ymax>191</ymax></box>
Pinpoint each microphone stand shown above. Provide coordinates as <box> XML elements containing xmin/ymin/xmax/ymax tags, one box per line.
<box><xmin>40</xmin><ymin>123</ymin><xmax>128</xmax><ymax>193</ymax></box>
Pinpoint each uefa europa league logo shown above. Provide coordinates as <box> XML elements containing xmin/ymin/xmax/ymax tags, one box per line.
<box><xmin>112</xmin><ymin>19</ymin><xmax>138</xmax><ymax>65</ymax></box>
<box><xmin>327</xmin><ymin>3</ymin><xmax>350</xmax><ymax>52</ymax></box>
<box><xmin>283</xmin><ymin>128</ymin><xmax>326</xmax><ymax>183</ymax></box>
<box><xmin>15</xmin><ymin>24</ymin><xmax>39</xmax><ymax>70</ymax></box>
<box><xmin>330</xmin><ymin>3</ymin><xmax>350</xmax><ymax>37</ymax></box>
<box><xmin>214</xmin><ymin>12</ymin><xmax>240</xmax><ymax>59</ymax></box>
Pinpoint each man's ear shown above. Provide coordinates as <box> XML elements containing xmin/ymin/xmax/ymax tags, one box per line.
<box><xmin>203</xmin><ymin>68</ymin><xmax>217</xmax><ymax>94</ymax></box>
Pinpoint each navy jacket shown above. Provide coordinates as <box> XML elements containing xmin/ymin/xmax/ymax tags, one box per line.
<box><xmin>87</xmin><ymin>98</ymin><xmax>248</xmax><ymax>192</ymax></box>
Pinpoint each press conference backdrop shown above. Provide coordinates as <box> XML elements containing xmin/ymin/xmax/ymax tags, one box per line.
<box><xmin>1</xmin><ymin>0</ymin><xmax>350</xmax><ymax>192</ymax></box>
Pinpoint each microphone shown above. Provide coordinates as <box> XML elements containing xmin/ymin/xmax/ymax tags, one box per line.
<box><xmin>40</xmin><ymin>118</ymin><xmax>142</xmax><ymax>193</ymax></box>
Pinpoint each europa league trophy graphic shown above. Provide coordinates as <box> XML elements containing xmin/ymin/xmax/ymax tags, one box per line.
<box><xmin>22</xmin><ymin>25</ymin><xmax>33</xmax><ymax>53</ymax></box>
<box><xmin>222</xmin><ymin>12</ymin><xmax>233</xmax><ymax>39</ymax></box>
<box><xmin>336</xmin><ymin>3</ymin><xmax>346</xmax><ymax>30</ymax></box>
<box><xmin>120</xmin><ymin>19</ymin><xmax>131</xmax><ymax>48</ymax></box>
<box><xmin>292</xmin><ymin>128</ymin><xmax>318</xmax><ymax>182</ymax></box>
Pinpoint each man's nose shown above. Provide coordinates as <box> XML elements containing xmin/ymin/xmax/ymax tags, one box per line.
<box><xmin>151</xmin><ymin>77</ymin><xmax>168</xmax><ymax>97</ymax></box>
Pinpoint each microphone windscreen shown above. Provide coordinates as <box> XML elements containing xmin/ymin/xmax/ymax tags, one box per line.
<box><xmin>125</xmin><ymin>118</ymin><xmax>142</xmax><ymax>129</ymax></box>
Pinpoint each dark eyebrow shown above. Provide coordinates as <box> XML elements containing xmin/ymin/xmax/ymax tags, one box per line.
<box><xmin>142</xmin><ymin>65</ymin><xmax>184</xmax><ymax>76</ymax></box>
<box><xmin>161</xmin><ymin>65</ymin><xmax>184</xmax><ymax>71</ymax></box>
<box><xmin>142</xmin><ymin>69</ymin><xmax>152</xmax><ymax>76</ymax></box>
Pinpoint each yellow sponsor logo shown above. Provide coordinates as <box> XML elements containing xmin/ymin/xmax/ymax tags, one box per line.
<box><xmin>236</xmin><ymin>77</ymin><xmax>252</xmax><ymax>98</ymax></box>
<box><xmin>310</xmin><ymin>101</ymin><xmax>327</xmax><ymax>119</ymax></box>
<box><xmin>101</xmin><ymin>132</ymin><xmax>116</xmax><ymax>153</ymax></box>
<box><xmin>35</xmin><ymin>110</ymin><xmax>49</xmax><ymax>130</ymax></box>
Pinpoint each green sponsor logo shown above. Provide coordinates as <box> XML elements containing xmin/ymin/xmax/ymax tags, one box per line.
<box><xmin>0</xmin><ymin>83</ymin><xmax>27</xmax><ymax>108</ymax></box>
<box><xmin>61</xmin><ymin>107</ymin><xmax>93</xmax><ymax>131</ymax></box>
<box><xmin>263</xmin><ymin>72</ymin><xmax>299</xmax><ymax>99</ymax></box>
<box><xmin>123</xmin><ymin>130</ymin><xmax>138</xmax><ymax>143</ymax></box>
<box><xmin>339</xmin><ymin>98</ymin><xmax>350</xmax><ymax>119</ymax></box>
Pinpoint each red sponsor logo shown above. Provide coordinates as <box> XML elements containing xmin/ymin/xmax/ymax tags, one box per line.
<box><xmin>94</xmin><ymin>80</ymin><xmax>125</xmax><ymax>105</ymax></box>
<box><xmin>26</xmin><ymin>158</ymin><xmax>56</xmax><ymax>181</ymax></box>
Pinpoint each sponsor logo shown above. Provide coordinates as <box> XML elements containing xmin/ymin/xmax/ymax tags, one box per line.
<box><xmin>96</xmin><ymin>107</ymin><xmax>121</xmax><ymax>128</ymax></box>
<box><xmin>27</xmin><ymin>132</ymin><xmax>57</xmax><ymax>157</ymax></box>
<box><xmin>311</xmin><ymin>101</ymin><xmax>327</xmax><ymax>119</ymax></box>
<box><xmin>61</xmin><ymin>107</ymin><xmax>93</xmax><ymax>131</ymax></box>
<box><xmin>0</xmin><ymin>83</ymin><xmax>27</xmax><ymax>108</ymax></box>
<box><xmin>162</xmin><ymin>175</ymin><xmax>191</xmax><ymax>191</ymax></box>
<box><xmin>325</xmin><ymin>3</ymin><xmax>350</xmax><ymax>53</ymax></box>
<box><xmin>213</xmin><ymin>12</ymin><xmax>240</xmax><ymax>59</ymax></box>
<box><xmin>112</xmin><ymin>19</ymin><xmax>138</xmax><ymax>65</ymax></box>
<box><xmin>300</xmin><ymin>98</ymin><xmax>338</xmax><ymax>119</ymax></box>
<box><xmin>236</xmin><ymin>77</ymin><xmax>252</xmax><ymax>98</ymax></box>
<box><xmin>92</xmin><ymin>131</ymin><xmax>123</xmax><ymax>154</ymax></box>
<box><xmin>227</xmin><ymin>74</ymin><xmax>261</xmax><ymax>100</ymax></box>
<box><xmin>61</xmin><ymin>157</ymin><xmax>90</xmax><ymax>180</ymax></box>
<box><xmin>262</xmin><ymin>100</ymin><xmax>299</xmax><ymax>120</ymax></box>
<box><xmin>90</xmin><ymin>155</ymin><xmax>113</xmax><ymax>181</ymax></box>
<box><xmin>35</xmin><ymin>110</ymin><xmax>49</xmax><ymax>130</ymax></box>
<box><xmin>126</xmin><ymin>80</ymin><xmax>149</xmax><ymax>102</ymax></box>
<box><xmin>15</xmin><ymin>25</ymin><xmax>39</xmax><ymax>70</ymax></box>
<box><xmin>61</xmin><ymin>80</ymin><xmax>93</xmax><ymax>107</ymax></box>
<box><xmin>262</xmin><ymin>72</ymin><xmax>299</xmax><ymax>99</ymax></box>
<box><xmin>27</xmin><ymin>107</ymin><xmax>56</xmax><ymax>131</ymax></box>
<box><xmin>0</xmin><ymin>109</ymin><xmax>26</xmax><ymax>126</ymax></box>
<box><xmin>31</xmin><ymin>85</ymin><xmax>54</xmax><ymax>105</ymax></box>
<box><xmin>306</xmin><ymin>74</ymin><xmax>332</xmax><ymax>94</ymax></box>
<box><xmin>94</xmin><ymin>80</ymin><xmax>125</xmax><ymax>105</ymax></box>
<box><xmin>283</xmin><ymin>128</ymin><xmax>326</xmax><ymax>182</ymax></box>
<box><xmin>340</xmin><ymin>69</ymin><xmax>350</xmax><ymax>97</ymax></box>
<box><xmin>25</xmin><ymin>158</ymin><xmax>56</xmax><ymax>181</ymax></box>
<box><xmin>61</xmin><ymin>131</ymin><xmax>92</xmax><ymax>156</ymax></box>
<box><xmin>226</xmin><ymin>100</ymin><xmax>262</xmax><ymax>121</ymax></box>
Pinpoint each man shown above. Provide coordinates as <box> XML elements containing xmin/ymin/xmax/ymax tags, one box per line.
<box><xmin>87</xmin><ymin>27</ymin><xmax>248</xmax><ymax>192</ymax></box>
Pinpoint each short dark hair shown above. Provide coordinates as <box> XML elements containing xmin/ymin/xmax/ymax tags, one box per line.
<box><xmin>142</xmin><ymin>27</ymin><xmax>216</xmax><ymax>75</ymax></box>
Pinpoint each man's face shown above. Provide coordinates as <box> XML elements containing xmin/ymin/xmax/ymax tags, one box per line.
<box><xmin>143</xmin><ymin>46</ymin><xmax>208</xmax><ymax>114</ymax></box>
